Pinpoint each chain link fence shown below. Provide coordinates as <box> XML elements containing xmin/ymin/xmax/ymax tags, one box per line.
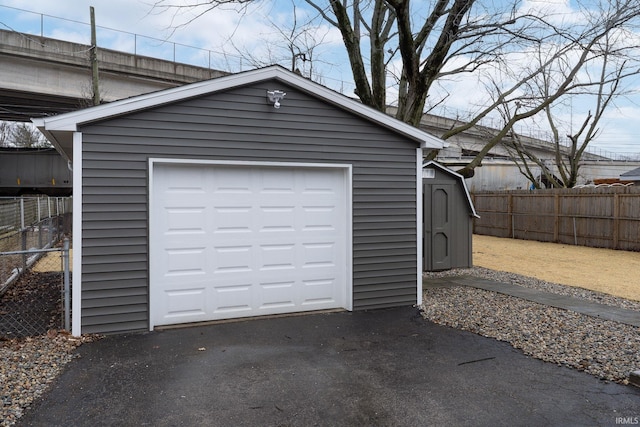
<box><xmin>0</xmin><ymin>196</ymin><xmax>70</xmax><ymax>229</ymax></box>
<box><xmin>0</xmin><ymin>215</ymin><xmax>71</xmax><ymax>284</ymax></box>
<box><xmin>0</xmin><ymin>241</ymin><xmax>71</xmax><ymax>339</ymax></box>
<box><xmin>0</xmin><ymin>196</ymin><xmax>72</xmax><ymax>338</ymax></box>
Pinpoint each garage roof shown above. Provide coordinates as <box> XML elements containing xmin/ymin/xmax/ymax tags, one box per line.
<box><xmin>33</xmin><ymin>65</ymin><xmax>445</xmax><ymax>162</ymax></box>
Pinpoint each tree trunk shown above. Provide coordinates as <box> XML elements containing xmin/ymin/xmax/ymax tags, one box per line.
<box><xmin>329</xmin><ymin>0</ymin><xmax>374</xmax><ymax>107</ymax></box>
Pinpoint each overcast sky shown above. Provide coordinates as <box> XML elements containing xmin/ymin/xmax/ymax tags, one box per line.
<box><xmin>0</xmin><ymin>0</ymin><xmax>638</xmax><ymax>157</ymax></box>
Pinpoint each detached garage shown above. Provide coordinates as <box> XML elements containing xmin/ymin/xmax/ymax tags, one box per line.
<box><xmin>34</xmin><ymin>66</ymin><xmax>444</xmax><ymax>335</ymax></box>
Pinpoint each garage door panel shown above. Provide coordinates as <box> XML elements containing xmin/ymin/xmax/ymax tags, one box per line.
<box><xmin>164</xmin><ymin>287</ymin><xmax>207</xmax><ymax>319</ymax></box>
<box><xmin>260</xmin><ymin>168</ymin><xmax>295</xmax><ymax>189</ymax></box>
<box><xmin>212</xmin><ymin>206</ymin><xmax>252</xmax><ymax>233</ymax></box>
<box><xmin>163</xmin><ymin>189</ymin><xmax>207</xmax><ymax>202</ymax></box>
<box><xmin>301</xmin><ymin>278</ymin><xmax>339</xmax><ymax>305</ymax></box>
<box><xmin>165</xmin><ymin>247</ymin><xmax>208</xmax><ymax>277</ymax></box>
<box><xmin>301</xmin><ymin>209</ymin><xmax>338</xmax><ymax>231</ymax></box>
<box><xmin>259</xmin><ymin>243</ymin><xmax>296</xmax><ymax>271</ymax></box>
<box><xmin>159</xmin><ymin>241</ymin><xmax>209</xmax><ymax>277</ymax></box>
<box><xmin>301</xmin><ymin>242</ymin><xmax>336</xmax><ymax>268</ymax></box>
<box><xmin>210</xmin><ymin>167</ymin><xmax>252</xmax><ymax>191</ymax></box>
<box><xmin>151</xmin><ymin>163</ymin><xmax>349</xmax><ymax>327</ymax></box>
<box><xmin>164</xmin><ymin>207</ymin><xmax>207</xmax><ymax>233</ymax></box>
<box><xmin>300</xmin><ymin>168</ymin><xmax>338</xmax><ymax>188</ymax></box>
<box><xmin>258</xmin><ymin>207</ymin><xmax>297</xmax><ymax>232</ymax></box>
<box><xmin>257</xmin><ymin>280</ymin><xmax>297</xmax><ymax>309</ymax></box>
<box><xmin>213</xmin><ymin>244</ymin><xmax>254</xmax><ymax>274</ymax></box>
<box><xmin>162</xmin><ymin>234</ymin><xmax>209</xmax><ymax>254</ymax></box>
<box><xmin>159</xmin><ymin>164</ymin><xmax>207</xmax><ymax>190</ymax></box>
<box><xmin>211</xmin><ymin>282</ymin><xmax>254</xmax><ymax>314</ymax></box>
<box><xmin>158</xmin><ymin>276</ymin><xmax>216</xmax><ymax>321</ymax></box>
<box><xmin>300</xmin><ymin>194</ymin><xmax>339</xmax><ymax>206</ymax></box>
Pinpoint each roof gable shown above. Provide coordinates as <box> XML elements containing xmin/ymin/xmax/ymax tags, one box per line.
<box><xmin>423</xmin><ymin>160</ymin><xmax>479</xmax><ymax>218</ymax></box>
<box><xmin>33</xmin><ymin>66</ymin><xmax>444</xmax><ymax>162</ymax></box>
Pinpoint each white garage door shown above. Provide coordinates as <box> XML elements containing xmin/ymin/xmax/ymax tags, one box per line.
<box><xmin>150</xmin><ymin>161</ymin><xmax>351</xmax><ymax>328</ymax></box>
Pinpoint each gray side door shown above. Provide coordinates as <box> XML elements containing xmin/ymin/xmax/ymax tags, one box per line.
<box><xmin>425</xmin><ymin>183</ymin><xmax>453</xmax><ymax>271</ymax></box>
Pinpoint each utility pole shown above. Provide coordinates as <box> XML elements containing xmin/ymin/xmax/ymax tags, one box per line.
<box><xmin>90</xmin><ymin>6</ymin><xmax>100</xmax><ymax>106</ymax></box>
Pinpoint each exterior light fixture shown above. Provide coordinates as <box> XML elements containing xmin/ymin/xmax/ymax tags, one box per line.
<box><xmin>266</xmin><ymin>90</ymin><xmax>286</xmax><ymax>109</ymax></box>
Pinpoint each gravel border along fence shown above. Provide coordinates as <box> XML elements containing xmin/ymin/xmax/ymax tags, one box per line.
<box><xmin>422</xmin><ymin>267</ymin><xmax>640</xmax><ymax>385</ymax></box>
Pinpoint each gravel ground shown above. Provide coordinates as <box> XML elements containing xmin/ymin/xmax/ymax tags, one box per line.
<box><xmin>1</xmin><ymin>269</ymin><xmax>99</xmax><ymax>427</ymax></box>
<box><xmin>422</xmin><ymin>267</ymin><xmax>640</xmax><ymax>385</ymax></box>
<box><xmin>0</xmin><ymin>332</ymin><xmax>97</xmax><ymax>427</ymax></box>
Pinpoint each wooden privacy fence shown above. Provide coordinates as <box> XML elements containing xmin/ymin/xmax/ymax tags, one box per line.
<box><xmin>471</xmin><ymin>187</ymin><xmax>640</xmax><ymax>251</ymax></box>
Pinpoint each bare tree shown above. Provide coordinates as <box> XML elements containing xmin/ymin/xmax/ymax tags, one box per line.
<box><xmin>8</xmin><ymin>123</ymin><xmax>51</xmax><ymax>148</ymax></box>
<box><xmin>0</xmin><ymin>122</ymin><xmax>12</xmax><ymax>147</ymax></box>
<box><xmin>506</xmin><ymin>111</ymin><xmax>604</xmax><ymax>189</ymax></box>
<box><xmin>218</xmin><ymin>1</ymin><xmax>333</xmax><ymax>80</ymax></box>
<box><xmin>501</xmin><ymin>29</ymin><xmax>637</xmax><ymax>187</ymax></box>
<box><xmin>151</xmin><ymin>0</ymin><xmax>640</xmax><ymax>177</ymax></box>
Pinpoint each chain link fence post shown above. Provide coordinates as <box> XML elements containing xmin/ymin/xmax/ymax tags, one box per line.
<box><xmin>63</xmin><ymin>237</ymin><xmax>71</xmax><ymax>331</ymax></box>
<box><xmin>21</xmin><ymin>227</ymin><xmax>27</xmax><ymax>272</ymax></box>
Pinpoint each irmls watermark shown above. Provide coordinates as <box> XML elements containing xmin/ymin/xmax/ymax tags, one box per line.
<box><xmin>616</xmin><ymin>416</ymin><xmax>640</xmax><ymax>425</ymax></box>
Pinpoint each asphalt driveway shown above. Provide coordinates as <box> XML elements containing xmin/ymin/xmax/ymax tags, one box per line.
<box><xmin>17</xmin><ymin>307</ymin><xmax>640</xmax><ymax>426</ymax></box>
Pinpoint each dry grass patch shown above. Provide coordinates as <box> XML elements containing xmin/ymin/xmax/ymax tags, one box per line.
<box><xmin>473</xmin><ymin>234</ymin><xmax>640</xmax><ymax>302</ymax></box>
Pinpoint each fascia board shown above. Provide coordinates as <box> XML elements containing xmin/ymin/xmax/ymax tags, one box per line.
<box><xmin>37</xmin><ymin>66</ymin><xmax>444</xmax><ymax>149</ymax></box>
<box><xmin>37</xmin><ymin>68</ymin><xmax>282</xmax><ymax>132</ymax></box>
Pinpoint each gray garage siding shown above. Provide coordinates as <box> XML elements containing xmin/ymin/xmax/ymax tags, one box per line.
<box><xmin>78</xmin><ymin>81</ymin><xmax>420</xmax><ymax>333</ymax></box>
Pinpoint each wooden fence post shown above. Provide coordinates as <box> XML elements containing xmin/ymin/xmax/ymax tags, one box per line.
<box><xmin>507</xmin><ymin>193</ymin><xmax>513</xmax><ymax>238</ymax></box>
<box><xmin>613</xmin><ymin>193</ymin><xmax>620</xmax><ymax>249</ymax></box>
<box><xmin>554</xmin><ymin>193</ymin><xmax>559</xmax><ymax>243</ymax></box>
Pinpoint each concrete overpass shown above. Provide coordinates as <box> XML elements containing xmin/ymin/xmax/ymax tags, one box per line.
<box><xmin>0</xmin><ymin>29</ymin><xmax>227</xmax><ymax>121</ymax></box>
<box><xmin>1</xmin><ymin>28</ymin><xmax>633</xmax><ymax>192</ymax></box>
<box><xmin>0</xmin><ymin>27</ymin><xmax>618</xmax><ymax>161</ymax></box>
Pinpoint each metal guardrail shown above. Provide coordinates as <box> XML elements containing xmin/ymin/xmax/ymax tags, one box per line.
<box><xmin>0</xmin><ymin>4</ymin><xmax>237</xmax><ymax>71</ymax></box>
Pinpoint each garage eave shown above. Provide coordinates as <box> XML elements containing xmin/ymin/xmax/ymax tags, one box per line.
<box><xmin>32</xmin><ymin>66</ymin><xmax>445</xmax><ymax>151</ymax></box>
<box><xmin>32</xmin><ymin>117</ymin><xmax>74</xmax><ymax>163</ymax></box>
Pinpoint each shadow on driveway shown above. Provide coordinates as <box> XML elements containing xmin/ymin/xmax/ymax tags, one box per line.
<box><xmin>17</xmin><ymin>307</ymin><xmax>640</xmax><ymax>426</ymax></box>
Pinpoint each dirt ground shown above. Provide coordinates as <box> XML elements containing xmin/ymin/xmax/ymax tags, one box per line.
<box><xmin>473</xmin><ymin>234</ymin><xmax>640</xmax><ymax>302</ymax></box>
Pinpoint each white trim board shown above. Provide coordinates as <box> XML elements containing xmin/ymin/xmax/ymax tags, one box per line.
<box><xmin>416</xmin><ymin>148</ymin><xmax>424</xmax><ymax>306</ymax></box>
<box><xmin>71</xmin><ymin>132</ymin><xmax>83</xmax><ymax>336</ymax></box>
